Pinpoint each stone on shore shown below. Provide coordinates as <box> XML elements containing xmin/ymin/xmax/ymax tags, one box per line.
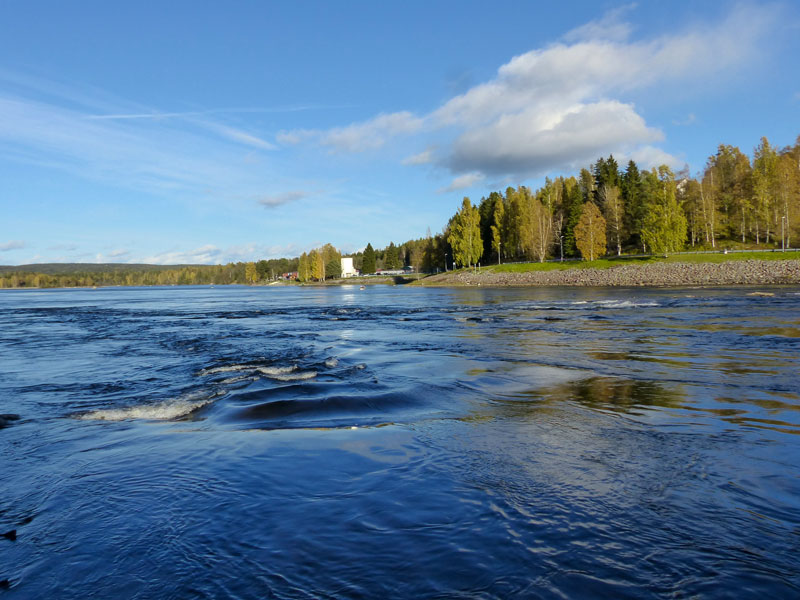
<box><xmin>419</xmin><ymin>259</ymin><xmax>800</xmax><ymax>287</ymax></box>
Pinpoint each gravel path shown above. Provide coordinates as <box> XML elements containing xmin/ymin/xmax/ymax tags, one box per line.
<box><xmin>417</xmin><ymin>259</ymin><xmax>800</xmax><ymax>287</ymax></box>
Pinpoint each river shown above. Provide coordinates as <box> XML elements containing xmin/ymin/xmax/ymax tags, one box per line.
<box><xmin>1</xmin><ymin>285</ymin><xmax>799</xmax><ymax>598</ymax></box>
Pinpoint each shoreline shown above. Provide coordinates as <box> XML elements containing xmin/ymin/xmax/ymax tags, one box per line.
<box><xmin>4</xmin><ymin>260</ymin><xmax>800</xmax><ymax>290</ymax></box>
<box><xmin>413</xmin><ymin>259</ymin><xmax>800</xmax><ymax>288</ymax></box>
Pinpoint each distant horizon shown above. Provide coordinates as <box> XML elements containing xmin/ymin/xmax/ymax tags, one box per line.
<box><xmin>2</xmin><ymin>1</ymin><xmax>799</xmax><ymax>266</ymax></box>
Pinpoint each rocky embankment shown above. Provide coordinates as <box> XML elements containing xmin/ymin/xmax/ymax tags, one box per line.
<box><xmin>418</xmin><ymin>259</ymin><xmax>800</xmax><ymax>287</ymax></box>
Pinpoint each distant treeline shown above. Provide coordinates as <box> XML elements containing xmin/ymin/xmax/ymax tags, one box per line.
<box><xmin>3</xmin><ymin>134</ymin><xmax>798</xmax><ymax>288</ymax></box>
<box><xmin>0</xmin><ymin>258</ymin><xmax>298</xmax><ymax>289</ymax></box>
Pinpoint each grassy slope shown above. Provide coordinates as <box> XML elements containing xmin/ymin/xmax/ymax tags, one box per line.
<box><xmin>482</xmin><ymin>251</ymin><xmax>800</xmax><ymax>274</ymax></box>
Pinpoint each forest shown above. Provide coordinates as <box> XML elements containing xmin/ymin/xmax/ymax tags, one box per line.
<box><xmin>425</xmin><ymin>135</ymin><xmax>800</xmax><ymax>269</ymax></box>
<box><xmin>2</xmin><ymin>134</ymin><xmax>798</xmax><ymax>287</ymax></box>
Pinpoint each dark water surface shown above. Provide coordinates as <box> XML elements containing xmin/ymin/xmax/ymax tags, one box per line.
<box><xmin>2</xmin><ymin>285</ymin><xmax>800</xmax><ymax>598</ymax></box>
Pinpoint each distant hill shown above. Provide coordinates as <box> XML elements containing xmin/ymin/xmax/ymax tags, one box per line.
<box><xmin>0</xmin><ymin>263</ymin><xmax>202</xmax><ymax>275</ymax></box>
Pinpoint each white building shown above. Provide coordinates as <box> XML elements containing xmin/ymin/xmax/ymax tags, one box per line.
<box><xmin>341</xmin><ymin>257</ymin><xmax>358</xmax><ymax>278</ymax></box>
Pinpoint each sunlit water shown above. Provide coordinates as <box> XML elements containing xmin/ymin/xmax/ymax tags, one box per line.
<box><xmin>2</xmin><ymin>285</ymin><xmax>800</xmax><ymax>598</ymax></box>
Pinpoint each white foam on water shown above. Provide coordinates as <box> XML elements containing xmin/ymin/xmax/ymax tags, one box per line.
<box><xmin>270</xmin><ymin>371</ymin><xmax>317</xmax><ymax>382</ymax></box>
<box><xmin>324</xmin><ymin>358</ymin><xmax>339</xmax><ymax>368</ymax></box>
<box><xmin>201</xmin><ymin>364</ymin><xmax>257</xmax><ymax>375</ymax></box>
<box><xmin>80</xmin><ymin>390</ymin><xmax>220</xmax><ymax>422</ymax></box>
<box><xmin>256</xmin><ymin>366</ymin><xmax>298</xmax><ymax>376</ymax></box>
<box><xmin>202</xmin><ymin>364</ymin><xmax>299</xmax><ymax>377</ymax></box>
<box><xmin>219</xmin><ymin>374</ymin><xmax>258</xmax><ymax>385</ymax></box>
<box><xmin>595</xmin><ymin>300</ymin><xmax>659</xmax><ymax>309</ymax></box>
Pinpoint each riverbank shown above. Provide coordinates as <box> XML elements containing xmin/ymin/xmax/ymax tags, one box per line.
<box><xmin>414</xmin><ymin>259</ymin><xmax>800</xmax><ymax>287</ymax></box>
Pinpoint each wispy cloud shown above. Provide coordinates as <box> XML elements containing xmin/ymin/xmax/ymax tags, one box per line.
<box><xmin>672</xmin><ymin>113</ymin><xmax>697</xmax><ymax>126</ymax></box>
<box><xmin>140</xmin><ymin>245</ymin><xmax>223</xmax><ymax>265</ymax></box>
<box><xmin>562</xmin><ymin>3</ymin><xmax>637</xmax><ymax>43</ymax></box>
<box><xmin>402</xmin><ymin>149</ymin><xmax>434</xmax><ymax>165</ymax></box>
<box><xmin>47</xmin><ymin>243</ymin><xmax>78</xmax><ymax>252</ymax></box>
<box><xmin>258</xmin><ymin>190</ymin><xmax>307</xmax><ymax>208</ymax></box>
<box><xmin>139</xmin><ymin>242</ymin><xmax>303</xmax><ymax>265</ymax></box>
<box><xmin>279</xmin><ymin>112</ymin><xmax>424</xmax><ymax>153</ymax></box>
<box><xmin>201</xmin><ymin>122</ymin><xmax>276</xmax><ymax>150</ymax></box>
<box><xmin>0</xmin><ymin>240</ymin><xmax>25</xmax><ymax>252</ymax></box>
<box><xmin>0</xmin><ymin>74</ymin><xmax>287</xmax><ymax>200</ymax></box>
<box><xmin>437</xmin><ymin>172</ymin><xmax>485</xmax><ymax>193</ymax></box>
<box><xmin>85</xmin><ymin>111</ymin><xmax>206</xmax><ymax>120</ymax></box>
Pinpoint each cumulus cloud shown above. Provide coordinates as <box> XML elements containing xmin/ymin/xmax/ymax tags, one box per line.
<box><xmin>426</xmin><ymin>4</ymin><xmax>774</xmax><ymax>178</ymax></box>
<box><xmin>0</xmin><ymin>240</ymin><xmax>25</xmax><ymax>252</ymax></box>
<box><xmin>280</xmin><ymin>4</ymin><xmax>776</xmax><ymax>181</ymax></box>
<box><xmin>626</xmin><ymin>145</ymin><xmax>684</xmax><ymax>170</ymax></box>
<box><xmin>446</xmin><ymin>101</ymin><xmax>664</xmax><ymax>176</ymax></box>
<box><xmin>438</xmin><ymin>172</ymin><xmax>485</xmax><ymax>193</ymax></box>
<box><xmin>258</xmin><ymin>190</ymin><xmax>307</xmax><ymax>208</ymax></box>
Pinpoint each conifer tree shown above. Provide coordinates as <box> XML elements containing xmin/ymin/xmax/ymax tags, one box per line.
<box><xmin>362</xmin><ymin>243</ymin><xmax>376</xmax><ymax>274</ymax></box>
<box><xmin>384</xmin><ymin>242</ymin><xmax>399</xmax><ymax>269</ymax></box>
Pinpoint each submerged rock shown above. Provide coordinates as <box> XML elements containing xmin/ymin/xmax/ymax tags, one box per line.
<box><xmin>0</xmin><ymin>414</ymin><xmax>20</xmax><ymax>429</ymax></box>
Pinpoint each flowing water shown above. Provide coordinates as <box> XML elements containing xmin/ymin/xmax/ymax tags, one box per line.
<box><xmin>1</xmin><ymin>285</ymin><xmax>799</xmax><ymax>598</ymax></box>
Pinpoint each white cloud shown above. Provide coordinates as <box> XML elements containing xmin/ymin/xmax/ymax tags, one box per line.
<box><xmin>402</xmin><ymin>149</ymin><xmax>434</xmax><ymax>165</ymax></box>
<box><xmin>141</xmin><ymin>245</ymin><xmax>223</xmax><ymax>265</ymax></box>
<box><xmin>276</xmin><ymin>128</ymin><xmax>318</xmax><ymax>145</ymax></box>
<box><xmin>625</xmin><ymin>145</ymin><xmax>683</xmax><ymax>170</ymax></box>
<box><xmin>438</xmin><ymin>172</ymin><xmax>485</xmax><ymax>193</ymax></box>
<box><xmin>321</xmin><ymin>112</ymin><xmax>424</xmax><ymax>152</ymax></box>
<box><xmin>431</xmin><ymin>3</ymin><xmax>776</xmax><ymax>178</ymax></box>
<box><xmin>446</xmin><ymin>101</ymin><xmax>663</xmax><ymax>176</ymax></box>
<box><xmin>278</xmin><ymin>112</ymin><xmax>424</xmax><ymax>153</ymax></box>
<box><xmin>562</xmin><ymin>3</ymin><xmax>637</xmax><ymax>43</ymax></box>
<box><xmin>0</xmin><ymin>240</ymin><xmax>25</xmax><ymax>252</ymax></box>
<box><xmin>279</xmin><ymin>4</ymin><xmax>778</xmax><ymax>181</ymax></box>
<box><xmin>202</xmin><ymin>123</ymin><xmax>276</xmax><ymax>150</ymax></box>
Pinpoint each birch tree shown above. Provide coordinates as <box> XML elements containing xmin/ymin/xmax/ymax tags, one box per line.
<box><xmin>574</xmin><ymin>202</ymin><xmax>606</xmax><ymax>261</ymax></box>
<box><xmin>447</xmin><ymin>197</ymin><xmax>483</xmax><ymax>268</ymax></box>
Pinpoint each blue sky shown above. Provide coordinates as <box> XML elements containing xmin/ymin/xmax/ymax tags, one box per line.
<box><xmin>1</xmin><ymin>0</ymin><xmax>798</xmax><ymax>265</ymax></box>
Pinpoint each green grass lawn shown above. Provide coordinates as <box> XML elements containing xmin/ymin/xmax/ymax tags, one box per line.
<box><xmin>478</xmin><ymin>249</ymin><xmax>800</xmax><ymax>274</ymax></box>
